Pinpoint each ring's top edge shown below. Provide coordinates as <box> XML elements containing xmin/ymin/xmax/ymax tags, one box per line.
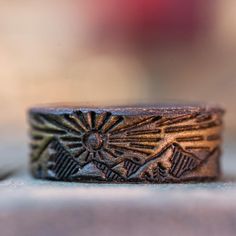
<box><xmin>28</xmin><ymin>103</ymin><xmax>224</xmax><ymax>116</ymax></box>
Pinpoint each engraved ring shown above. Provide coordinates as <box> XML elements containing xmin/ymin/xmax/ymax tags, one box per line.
<box><xmin>29</xmin><ymin>104</ymin><xmax>224</xmax><ymax>183</ymax></box>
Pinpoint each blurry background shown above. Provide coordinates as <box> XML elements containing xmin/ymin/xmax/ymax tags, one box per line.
<box><xmin>0</xmin><ymin>0</ymin><xmax>235</xmax><ymax>137</ymax></box>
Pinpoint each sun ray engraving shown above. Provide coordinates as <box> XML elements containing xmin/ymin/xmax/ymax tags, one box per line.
<box><xmin>97</xmin><ymin>112</ymin><xmax>112</xmax><ymax>131</ymax></box>
<box><xmin>74</xmin><ymin>111</ymin><xmax>90</xmax><ymax>131</ymax></box>
<box><xmin>63</xmin><ymin>114</ymin><xmax>86</xmax><ymax>133</ymax></box>
<box><xmin>101</xmin><ymin>116</ymin><xmax>123</xmax><ymax>133</ymax></box>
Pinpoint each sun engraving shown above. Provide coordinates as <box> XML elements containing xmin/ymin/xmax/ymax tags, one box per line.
<box><xmin>58</xmin><ymin>111</ymin><xmax>162</xmax><ymax>166</ymax></box>
<box><xmin>83</xmin><ymin>131</ymin><xmax>104</xmax><ymax>151</ymax></box>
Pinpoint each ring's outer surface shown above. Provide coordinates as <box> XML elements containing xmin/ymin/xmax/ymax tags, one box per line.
<box><xmin>29</xmin><ymin>104</ymin><xmax>224</xmax><ymax>183</ymax></box>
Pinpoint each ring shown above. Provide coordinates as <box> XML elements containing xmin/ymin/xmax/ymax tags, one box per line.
<box><xmin>29</xmin><ymin>104</ymin><xmax>224</xmax><ymax>183</ymax></box>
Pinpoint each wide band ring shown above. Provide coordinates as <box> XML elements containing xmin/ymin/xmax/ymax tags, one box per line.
<box><xmin>29</xmin><ymin>104</ymin><xmax>224</xmax><ymax>183</ymax></box>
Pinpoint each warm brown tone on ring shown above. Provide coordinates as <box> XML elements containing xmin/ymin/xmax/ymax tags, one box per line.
<box><xmin>28</xmin><ymin>104</ymin><xmax>224</xmax><ymax>183</ymax></box>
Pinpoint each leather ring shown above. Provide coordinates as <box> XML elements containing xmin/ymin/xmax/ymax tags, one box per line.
<box><xmin>28</xmin><ymin>104</ymin><xmax>224</xmax><ymax>183</ymax></box>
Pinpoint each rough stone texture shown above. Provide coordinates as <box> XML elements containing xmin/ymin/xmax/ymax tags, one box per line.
<box><xmin>0</xmin><ymin>132</ymin><xmax>236</xmax><ymax>236</ymax></box>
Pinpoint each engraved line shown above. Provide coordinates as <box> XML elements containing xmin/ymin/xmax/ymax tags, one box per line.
<box><xmin>30</xmin><ymin>114</ymin><xmax>45</xmax><ymax>125</ymax></box>
<box><xmin>107</xmin><ymin>170</ymin><xmax>114</xmax><ymax>179</ymax></box>
<box><xmin>188</xmin><ymin>159</ymin><xmax>194</xmax><ymax>169</ymax></box>
<box><xmin>60</xmin><ymin>114</ymin><xmax>84</xmax><ymax>134</ymax></box>
<box><xmin>29</xmin><ymin>116</ymin><xmax>46</xmax><ymax>128</ymax></box>
<box><xmin>165</xmin><ymin>121</ymin><xmax>221</xmax><ymax>133</ymax></box>
<box><xmin>59</xmin><ymin>159</ymin><xmax>75</xmax><ymax>178</ymax></box>
<box><xmin>129</xmin><ymin>143</ymin><xmax>156</xmax><ymax>150</ymax></box>
<box><xmin>158</xmin><ymin>164</ymin><xmax>166</xmax><ymax>177</ymax></box>
<box><xmin>103</xmin><ymin>116</ymin><xmax>124</xmax><ymax>133</ymax></box>
<box><xmin>74</xmin><ymin>111</ymin><xmax>90</xmax><ymax>130</ymax></box>
<box><xmin>97</xmin><ymin>151</ymin><xmax>104</xmax><ymax>160</ymax></box>
<box><xmin>31</xmin><ymin>137</ymin><xmax>53</xmax><ymax>162</ymax></box>
<box><xmin>52</xmin><ymin>155</ymin><xmax>64</xmax><ymax>173</ymax></box>
<box><xmin>91</xmin><ymin>111</ymin><xmax>96</xmax><ymax>129</ymax></box>
<box><xmin>175</xmin><ymin>158</ymin><xmax>189</xmax><ymax>178</ymax></box>
<box><xmin>63</xmin><ymin>114</ymin><xmax>86</xmax><ymax>133</ymax></box>
<box><xmin>86</xmin><ymin>112</ymin><xmax>93</xmax><ymax>129</ymax></box>
<box><xmin>173</xmin><ymin>153</ymin><xmax>184</xmax><ymax>177</ymax></box>
<box><xmin>127</xmin><ymin>161</ymin><xmax>132</xmax><ymax>169</ymax></box>
<box><xmin>50</xmin><ymin>140</ymin><xmax>81</xmax><ymax>177</ymax></box>
<box><xmin>31</xmin><ymin>126</ymin><xmax>66</xmax><ymax>135</ymax></box>
<box><xmin>85</xmin><ymin>152</ymin><xmax>92</xmax><ymax>162</ymax></box>
<box><xmin>171</xmin><ymin>150</ymin><xmax>181</xmax><ymax>175</ymax></box>
<box><xmin>175</xmin><ymin>155</ymin><xmax>187</xmax><ymax>177</ymax></box>
<box><xmin>93</xmin><ymin>152</ymin><xmax>99</xmax><ymax>161</ymax></box>
<box><xmin>108</xmin><ymin>144</ymin><xmax>151</xmax><ymax>155</ymax></box>
<box><xmin>109</xmin><ymin>137</ymin><xmax>162</xmax><ymax>143</ymax></box>
<box><xmin>60</xmin><ymin>136</ymin><xmax>82</xmax><ymax>142</ymax></box>
<box><xmin>176</xmin><ymin>136</ymin><xmax>204</xmax><ymax>142</ymax></box>
<box><xmin>97</xmin><ymin>112</ymin><xmax>112</xmax><ymax>131</ymax></box>
<box><xmin>92</xmin><ymin>152</ymin><xmax>96</xmax><ymax>160</ymax></box>
<box><xmin>207</xmin><ymin>134</ymin><xmax>221</xmax><ymax>141</ymax></box>
<box><xmin>179</xmin><ymin>157</ymin><xmax>191</xmax><ymax>176</ymax></box>
<box><xmin>93</xmin><ymin>160</ymin><xmax>123</xmax><ymax>180</ymax></box>
<box><xmin>66</xmin><ymin>142</ymin><xmax>83</xmax><ymax>149</ymax></box>
<box><xmin>69</xmin><ymin>147</ymin><xmax>86</xmax><ymax>154</ymax></box>
<box><xmin>57</xmin><ymin>157</ymin><xmax>72</xmax><ymax>177</ymax></box>
<box><xmin>127</xmin><ymin>130</ymin><xmax>161</xmax><ymax>136</ymax></box>
<box><xmin>196</xmin><ymin>114</ymin><xmax>212</xmax><ymax>123</ymax></box>
<box><xmin>185</xmin><ymin>146</ymin><xmax>210</xmax><ymax>150</ymax></box>
<box><xmin>55</xmin><ymin>149</ymin><xmax>66</xmax><ymax>163</ymax></box>
<box><xmin>58</xmin><ymin>160</ymin><xmax>73</xmax><ymax>178</ymax></box>
<box><xmin>114</xmin><ymin>149</ymin><xmax>124</xmax><ymax>156</ymax></box>
<box><xmin>87</xmin><ymin>111</ymin><xmax>96</xmax><ymax>130</ymax></box>
<box><xmin>54</xmin><ymin>149</ymin><xmax>64</xmax><ymax>165</ymax></box>
<box><xmin>110</xmin><ymin>116</ymin><xmax>161</xmax><ymax>135</ymax></box>
<box><xmin>128</xmin><ymin>163</ymin><xmax>139</xmax><ymax>176</ymax></box>
<box><xmin>73</xmin><ymin>147</ymin><xmax>87</xmax><ymax>158</ymax></box>
<box><xmin>157</xmin><ymin>114</ymin><xmax>197</xmax><ymax>127</ymax></box>
<box><xmin>103</xmin><ymin>148</ymin><xmax>118</xmax><ymax>159</ymax></box>
<box><xmin>66</xmin><ymin>162</ymin><xmax>78</xmax><ymax>177</ymax></box>
<box><xmin>38</xmin><ymin>115</ymin><xmax>80</xmax><ymax>135</ymax></box>
<box><xmin>61</xmin><ymin>161</ymin><xmax>78</xmax><ymax>178</ymax></box>
<box><xmin>31</xmin><ymin>134</ymin><xmax>44</xmax><ymax>141</ymax></box>
<box><xmin>55</xmin><ymin>155</ymin><xmax>70</xmax><ymax>174</ymax></box>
